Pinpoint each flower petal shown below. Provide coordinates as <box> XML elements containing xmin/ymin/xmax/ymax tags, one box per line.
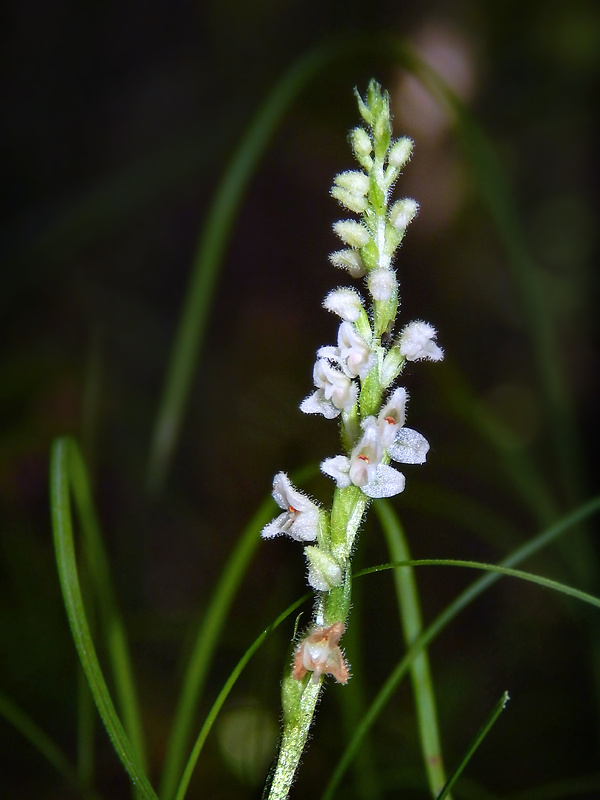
<box><xmin>320</xmin><ymin>455</ymin><xmax>352</xmax><ymax>488</ymax></box>
<box><xmin>387</xmin><ymin>427</ymin><xmax>430</xmax><ymax>464</ymax></box>
<box><xmin>300</xmin><ymin>391</ymin><xmax>340</xmax><ymax>419</ymax></box>
<box><xmin>361</xmin><ymin>464</ymin><xmax>406</xmax><ymax>498</ymax></box>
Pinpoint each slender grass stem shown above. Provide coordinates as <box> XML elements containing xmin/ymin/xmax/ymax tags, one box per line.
<box><xmin>50</xmin><ymin>438</ymin><xmax>158</xmax><ymax>800</ymax></box>
<box><xmin>67</xmin><ymin>441</ymin><xmax>148</xmax><ymax>772</ymax></box>
<box><xmin>377</xmin><ymin>501</ymin><xmax>450</xmax><ymax>799</ymax></box>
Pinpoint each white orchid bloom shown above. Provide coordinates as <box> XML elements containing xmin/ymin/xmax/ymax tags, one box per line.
<box><xmin>261</xmin><ymin>472</ymin><xmax>320</xmax><ymax>541</ymax></box>
<box><xmin>398</xmin><ymin>321</ymin><xmax>443</xmax><ymax>362</ymax></box>
<box><xmin>321</xmin><ymin>417</ymin><xmax>406</xmax><ymax>498</ymax></box>
<box><xmin>300</xmin><ymin>358</ymin><xmax>358</xmax><ymax>418</ymax></box>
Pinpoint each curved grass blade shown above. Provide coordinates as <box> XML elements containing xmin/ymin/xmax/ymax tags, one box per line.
<box><xmin>67</xmin><ymin>440</ymin><xmax>148</xmax><ymax>772</ymax></box>
<box><xmin>173</xmin><ymin>593</ymin><xmax>310</xmax><ymax>800</ymax></box>
<box><xmin>0</xmin><ymin>690</ymin><xmax>101</xmax><ymax>800</ymax></box>
<box><xmin>50</xmin><ymin>437</ymin><xmax>158</xmax><ymax>800</ymax></box>
<box><xmin>376</xmin><ymin>501</ymin><xmax>450</xmax><ymax>799</ymax></box>
<box><xmin>160</xmin><ymin>464</ymin><xmax>314</xmax><ymax>800</ymax></box>
<box><xmin>361</xmin><ymin>558</ymin><xmax>600</xmax><ymax>611</ymax></box>
<box><xmin>321</xmin><ymin>495</ymin><xmax>600</xmax><ymax>800</ymax></box>
<box><xmin>437</xmin><ymin>691</ymin><xmax>509</xmax><ymax>800</ymax></box>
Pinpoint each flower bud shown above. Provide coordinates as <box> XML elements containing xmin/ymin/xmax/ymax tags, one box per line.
<box><xmin>304</xmin><ymin>547</ymin><xmax>343</xmax><ymax>591</ymax></box>
<box><xmin>333</xmin><ymin>220</ymin><xmax>370</xmax><ymax>248</ymax></box>
<box><xmin>368</xmin><ymin>268</ymin><xmax>397</xmax><ymax>302</ymax></box>
<box><xmin>329</xmin><ymin>249</ymin><xmax>367</xmax><ymax>278</ymax></box>
<box><xmin>389</xmin><ymin>198</ymin><xmax>419</xmax><ymax>230</ymax></box>
<box><xmin>323</xmin><ymin>288</ymin><xmax>364</xmax><ymax>322</ymax></box>
<box><xmin>350</xmin><ymin>127</ymin><xmax>372</xmax><ymax>169</ymax></box>
<box><xmin>388</xmin><ymin>137</ymin><xmax>413</xmax><ymax>169</ymax></box>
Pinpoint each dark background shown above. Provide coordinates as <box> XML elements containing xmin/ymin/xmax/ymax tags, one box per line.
<box><xmin>1</xmin><ymin>0</ymin><xmax>599</xmax><ymax>798</ymax></box>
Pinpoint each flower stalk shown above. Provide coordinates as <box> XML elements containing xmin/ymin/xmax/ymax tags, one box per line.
<box><xmin>262</xmin><ymin>80</ymin><xmax>443</xmax><ymax>800</ymax></box>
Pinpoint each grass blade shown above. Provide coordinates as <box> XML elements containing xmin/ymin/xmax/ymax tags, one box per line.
<box><xmin>174</xmin><ymin>593</ymin><xmax>310</xmax><ymax>800</ymax></box>
<box><xmin>376</xmin><ymin>501</ymin><xmax>451</xmax><ymax>799</ymax></box>
<box><xmin>49</xmin><ymin>437</ymin><xmax>158</xmax><ymax>800</ymax></box>
<box><xmin>67</xmin><ymin>440</ymin><xmax>148</xmax><ymax>771</ymax></box>
<box><xmin>437</xmin><ymin>691</ymin><xmax>509</xmax><ymax>800</ymax></box>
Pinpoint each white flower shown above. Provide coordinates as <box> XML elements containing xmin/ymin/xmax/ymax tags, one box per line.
<box><xmin>377</xmin><ymin>387</ymin><xmax>407</xmax><ymax>448</ymax></box>
<box><xmin>321</xmin><ymin>417</ymin><xmax>406</xmax><ymax>498</ymax></box>
<box><xmin>387</xmin><ymin>427</ymin><xmax>430</xmax><ymax>465</ymax></box>
<box><xmin>398</xmin><ymin>321</ymin><xmax>443</xmax><ymax>362</ymax></box>
<box><xmin>261</xmin><ymin>472</ymin><xmax>320</xmax><ymax>541</ymax></box>
<box><xmin>304</xmin><ymin>546</ymin><xmax>343</xmax><ymax>591</ymax></box>
<box><xmin>329</xmin><ymin>248</ymin><xmax>367</xmax><ymax>278</ymax></box>
<box><xmin>318</xmin><ymin>322</ymin><xmax>373</xmax><ymax>380</ymax></box>
<box><xmin>377</xmin><ymin>387</ymin><xmax>430</xmax><ymax>464</ymax></box>
<box><xmin>368</xmin><ymin>268</ymin><xmax>397</xmax><ymax>302</ymax></box>
<box><xmin>323</xmin><ymin>288</ymin><xmax>364</xmax><ymax>322</ymax></box>
<box><xmin>300</xmin><ymin>358</ymin><xmax>357</xmax><ymax>418</ymax></box>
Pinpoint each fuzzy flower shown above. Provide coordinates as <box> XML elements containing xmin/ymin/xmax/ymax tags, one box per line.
<box><xmin>300</xmin><ymin>358</ymin><xmax>358</xmax><ymax>419</ymax></box>
<box><xmin>292</xmin><ymin>622</ymin><xmax>349</xmax><ymax>684</ymax></box>
<box><xmin>368</xmin><ymin>267</ymin><xmax>397</xmax><ymax>302</ymax></box>
<box><xmin>377</xmin><ymin>387</ymin><xmax>408</xmax><ymax>448</ymax></box>
<box><xmin>376</xmin><ymin>387</ymin><xmax>430</xmax><ymax>464</ymax></box>
<box><xmin>261</xmin><ymin>472</ymin><xmax>320</xmax><ymax>541</ymax></box>
<box><xmin>323</xmin><ymin>287</ymin><xmax>364</xmax><ymax>322</ymax></box>
<box><xmin>318</xmin><ymin>322</ymin><xmax>373</xmax><ymax>380</ymax></box>
<box><xmin>300</xmin><ymin>358</ymin><xmax>358</xmax><ymax>418</ymax></box>
<box><xmin>398</xmin><ymin>321</ymin><xmax>444</xmax><ymax>362</ymax></box>
<box><xmin>321</xmin><ymin>417</ymin><xmax>406</xmax><ymax>498</ymax></box>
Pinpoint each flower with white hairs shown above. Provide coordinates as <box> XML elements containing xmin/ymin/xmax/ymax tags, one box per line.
<box><xmin>398</xmin><ymin>321</ymin><xmax>444</xmax><ymax>362</ymax></box>
<box><xmin>323</xmin><ymin>288</ymin><xmax>364</xmax><ymax>322</ymax></box>
<box><xmin>300</xmin><ymin>358</ymin><xmax>357</xmax><ymax>418</ymax></box>
<box><xmin>321</xmin><ymin>417</ymin><xmax>406</xmax><ymax>499</ymax></box>
<box><xmin>261</xmin><ymin>472</ymin><xmax>320</xmax><ymax>541</ymax></box>
<box><xmin>319</xmin><ymin>322</ymin><xmax>374</xmax><ymax>380</ymax></box>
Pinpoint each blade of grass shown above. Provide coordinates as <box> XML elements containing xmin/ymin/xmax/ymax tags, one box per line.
<box><xmin>77</xmin><ymin>666</ymin><xmax>96</xmax><ymax>790</ymax></box>
<box><xmin>67</xmin><ymin>439</ymin><xmax>148</xmax><ymax>772</ymax></box>
<box><xmin>321</xmin><ymin>495</ymin><xmax>600</xmax><ymax>800</ymax></box>
<box><xmin>0</xmin><ymin>689</ymin><xmax>101</xmax><ymax>800</ymax></box>
<box><xmin>49</xmin><ymin>437</ymin><xmax>158</xmax><ymax>800</ymax></box>
<box><xmin>361</xmin><ymin>558</ymin><xmax>600</xmax><ymax>610</ymax></box>
<box><xmin>376</xmin><ymin>501</ymin><xmax>451</xmax><ymax>799</ymax></box>
<box><xmin>160</xmin><ymin>464</ymin><xmax>315</xmax><ymax>800</ymax></box>
<box><xmin>436</xmin><ymin>691</ymin><xmax>509</xmax><ymax>800</ymax></box>
<box><xmin>173</xmin><ymin>592</ymin><xmax>310</xmax><ymax>800</ymax></box>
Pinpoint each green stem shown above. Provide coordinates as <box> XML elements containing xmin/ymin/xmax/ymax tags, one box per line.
<box><xmin>266</xmin><ymin>678</ymin><xmax>323</xmax><ymax>800</ymax></box>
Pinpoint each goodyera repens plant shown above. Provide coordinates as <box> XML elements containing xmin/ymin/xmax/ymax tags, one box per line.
<box><xmin>262</xmin><ymin>80</ymin><xmax>443</xmax><ymax>798</ymax></box>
